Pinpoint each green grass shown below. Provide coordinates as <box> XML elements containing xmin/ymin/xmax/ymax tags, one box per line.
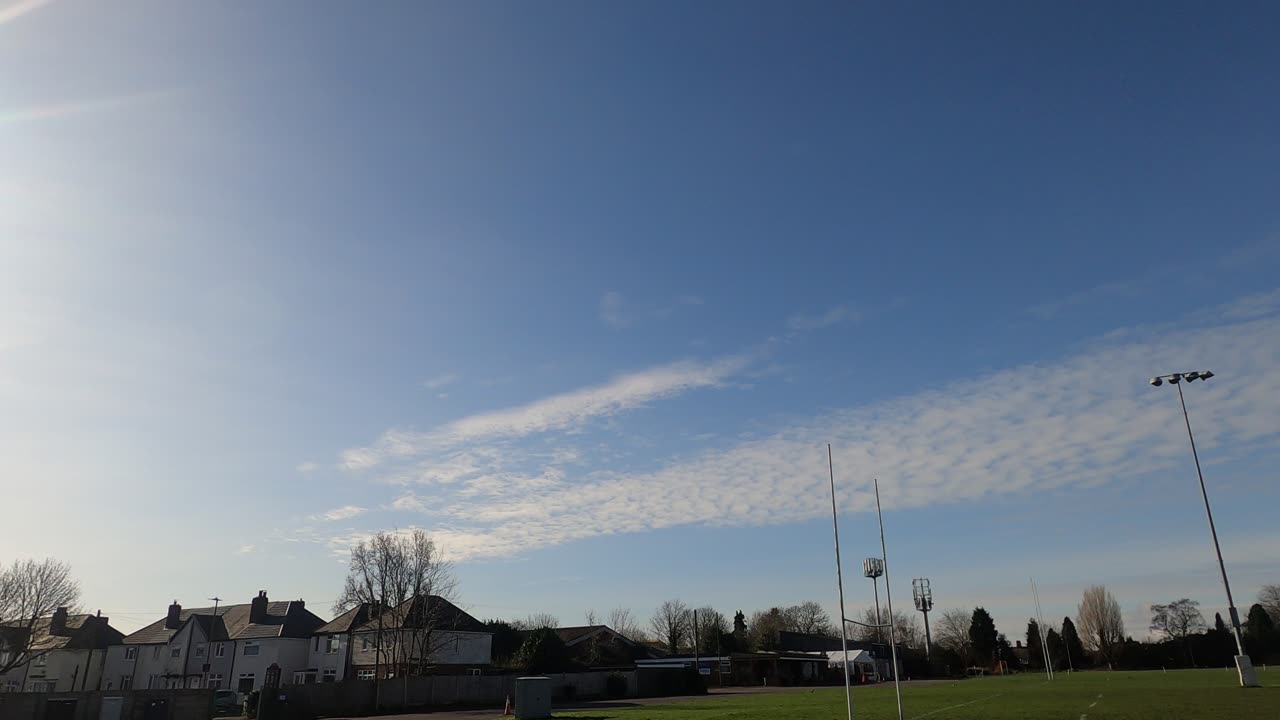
<box><xmin>555</xmin><ymin>669</ymin><xmax>1280</xmax><ymax>720</ymax></box>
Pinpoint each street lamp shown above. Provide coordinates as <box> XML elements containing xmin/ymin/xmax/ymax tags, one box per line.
<box><xmin>1149</xmin><ymin>370</ymin><xmax>1258</xmax><ymax>688</ymax></box>
<box><xmin>912</xmin><ymin>579</ymin><xmax>933</xmax><ymax>662</ymax></box>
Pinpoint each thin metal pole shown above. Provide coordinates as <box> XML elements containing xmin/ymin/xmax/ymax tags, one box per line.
<box><xmin>872</xmin><ymin>578</ymin><xmax>883</xmax><ymax>645</ymax></box>
<box><xmin>874</xmin><ymin>479</ymin><xmax>904</xmax><ymax>720</ymax></box>
<box><xmin>827</xmin><ymin>445</ymin><xmax>853</xmax><ymax>720</ymax></box>
<box><xmin>1030</xmin><ymin>580</ymin><xmax>1052</xmax><ymax>680</ymax></box>
<box><xmin>1175</xmin><ymin>383</ymin><xmax>1246</xmax><ymax>657</ymax></box>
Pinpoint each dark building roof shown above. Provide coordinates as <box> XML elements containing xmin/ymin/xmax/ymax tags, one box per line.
<box><xmin>124</xmin><ymin>596</ymin><xmax>325</xmax><ymax>645</ymax></box>
<box><xmin>0</xmin><ymin>611</ymin><xmax>123</xmax><ymax>653</ymax></box>
<box><xmin>315</xmin><ymin>603</ymin><xmax>383</xmax><ymax>635</ymax></box>
<box><xmin>352</xmin><ymin>596</ymin><xmax>485</xmax><ymax>634</ymax></box>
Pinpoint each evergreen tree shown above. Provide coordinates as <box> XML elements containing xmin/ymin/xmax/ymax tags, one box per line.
<box><xmin>1061</xmin><ymin>617</ymin><xmax>1086</xmax><ymax>669</ymax></box>
<box><xmin>1045</xmin><ymin>628</ymin><xmax>1066</xmax><ymax>670</ymax></box>
<box><xmin>1247</xmin><ymin>603</ymin><xmax>1274</xmax><ymax>636</ymax></box>
<box><xmin>1025</xmin><ymin>618</ymin><xmax>1044</xmax><ymax>669</ymax></box>
<box><xmin>968</xmin><ymin>607</ymin><xmax>999</xmax><ymax>666</ymax></box>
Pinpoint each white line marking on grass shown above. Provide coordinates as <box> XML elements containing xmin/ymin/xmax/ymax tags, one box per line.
<box><xmin>906</xmin><ymin>693</ymin><xmax>1003</xmax><ymax>720</ymax></box>
<box><xmin>1089</xmin><ymin>702</ymin><xmax>1097</xmax><ymax>708</ymax></box>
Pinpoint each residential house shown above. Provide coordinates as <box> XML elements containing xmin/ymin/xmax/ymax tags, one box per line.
<box><xmin>0</xmin><ymin>608</ymin><xmax>123</xmax><ymax>693</ymax></box>
<box><xmin>102</xmin><ymin>591</ymin><xmax>325</xmax><ymax>693</ymax></box>
<box><xmin>301</xmin><ymin>603</ymin><xmax>380</xmax><ymax>684</ymax></box>
<box><xmin>350</xmin><ymin>596</ymin><xmax>491</xmax><ymax>679</ymax></box>
<box><xmin>527</xmin><ymin>626</ymin><xmax>655</xmax><ymax>668</ymax></box>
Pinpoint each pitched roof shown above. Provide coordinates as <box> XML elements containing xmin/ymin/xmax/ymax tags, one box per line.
<box><xmin>0</xmin><ymin>614</ymin><xmax>123</xmax><ymax>652</ymax></box>
<box><xmin>315</xmin><ymin>603</ymin><xmax>382</xmax><ymax>635</ymax></box>
<box><xmin>352</xmin><ymin>596</ymin><xmax>485</xmax><ymax>634</ymax></box>
<box><xmin>550</xmin><ymin>626</ymin><xmax>603</xmax><ymax>645</ymax></box>
<box><xmin>124</xmin><ymin>600</ymin><xmax>324</xmax><ymax>645</ymax></box>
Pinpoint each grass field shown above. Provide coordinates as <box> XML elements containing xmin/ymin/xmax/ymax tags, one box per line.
<box><xmin>557</xmin><ymin>669</ymin><xmax>1279</xmax><ymax>720</ymax></box>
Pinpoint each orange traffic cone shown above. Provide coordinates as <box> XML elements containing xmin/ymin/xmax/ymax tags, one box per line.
<box><xmin>503</xmin><ymin>694</ymin><xmax>513</xmax><ymax>716</ymax></box>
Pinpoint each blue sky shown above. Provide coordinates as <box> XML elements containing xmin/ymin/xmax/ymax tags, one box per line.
<box><xmin>3</xmin><ymin>0</ymin><xmax>1279</xmax><ymax>640</ymax></box>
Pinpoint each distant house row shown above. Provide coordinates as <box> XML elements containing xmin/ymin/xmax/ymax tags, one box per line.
<box><xmin>0</xmin><ymin>591</ymin><xmax>491</xmax><ymax>694</ymax></box>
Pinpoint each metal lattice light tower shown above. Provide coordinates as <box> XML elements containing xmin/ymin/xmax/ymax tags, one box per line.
<box><xmin>1149</xmin><ymin>370</ymin><xmax>1259</xmax><ymax>688</ymax></box>
<box><xmin>911</xmin><ymin>579</ymin><xmax>933</xmax><ymax>661</ymax></box>
<box><xmin>863</xmin><ymin>558</ymin><xmax>885</xmax><ymax>643</ymax></box>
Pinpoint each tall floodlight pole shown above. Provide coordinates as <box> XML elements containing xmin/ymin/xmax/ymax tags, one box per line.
<box><xmin>911</xmin><ymin>579</ymin><xmax>933</xmax><ymax>662</ymax></box>
<box><xmin>1148</xmin><ymin>370</ymin><xmax>1258</xmax><ymax>688</ymax></box>
<box><xmin>862</xmin><ymin>558</ymin><xmax>885</xmax><ymax>643</ymax></box>
<box><xmin>827</xmin><ymin>445</ymin><xmax>853</xmax><ymax>720</ymax></box>
<box><xmin>874</xmin><ymin>479</ymin><xmax>904</xmax><ymax>720</ymax></box>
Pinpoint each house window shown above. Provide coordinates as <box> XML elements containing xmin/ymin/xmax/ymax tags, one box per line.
<box><xmin>153</xmin><ymin>647</ymin><xmax>161</xmax><ymax>660</ymax></box>
<box><xmin>34</xmin><ymin>654</ymin><xmax>47</xmax><ymax>667</ymax></box>
<box><xmin>214</xmin><ymin>643</ymin><xmax>225</xmax><ymax>658</ymax></box>
<box><xmin>207</xmin><ymin>674</ymin><xmax>223</xmax><ymax>690</ymax></box>
<box><xmin>195</xmin><ymin>644</ymin><xmax>206</xmax><ymax>658</ymax></box>
<box><xmin>356</xmin><ymin>670</ymin><xmax>375</xmax><ymax>681</ymax></box>
<box><xmin>119</xmin><ymin>676</ymin><xmax>132</xmax><ymax>690</ymax></box>
<box><xmin>237</xmin><ymin>674</ymin><xmax>255</xmax><ymax>693</ymax></box>
<box><xmin>322</xmin><ymin>669</ymin><xmax>336</xmax><ymax>683</ymax></box>
<box><xmin>171</xmin><ymin>646</ymin><xmax>182</xmax><ymax>658</ymax></box>
<box><xmin>148</xmin><ymin>674</ymin><xmax>162</xmax><ymax>689</ymax></box>
<box><xmin>124</xmin><ymin>647</ymin><xmax>138</xmax><ymax>660</ymax></box>
<box><xmin>243</xmin><ymin>643</ymin><xmax>260</xmax><ymax>656</ymax></box>
<box><xmin>326</xmin><ymin>636</ymin><xmax>339</xmax><ymax>654</ymax></box>
<box><xmin>189</xmin><ymin>677</ymin><xmax>201</xmax><ymax>689</ymax></box>
<box><xmin>31</xmin><ymin>680</ymin><xmax>56</xmax><ymax>692</ymax></box>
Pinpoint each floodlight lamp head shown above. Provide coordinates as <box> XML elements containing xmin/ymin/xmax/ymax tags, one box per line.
<box><xmin>1168</xmin><ymin>373</ymin><xmax>1181</xmax><ymax>383</ymax></box>
<box><xmin>1149</xmin><ymin>377</ymin><xmax>1163</xmax><ymax>387</ymax></box>
<box><xmin>1200</xmin><ymin>370</ymin><xmax>1214</xmax><ymax>380</ymax></box>
<box><xmin>862</xmin><ymin>557</ymin><xmax>884</xmax><ymax>579</ymax></box>
<box><xmin>1185</xmin><ymin>371</ymin><xmax>1201</xmax><ymax>381</ymax></box>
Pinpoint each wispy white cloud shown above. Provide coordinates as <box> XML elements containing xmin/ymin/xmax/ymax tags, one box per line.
<box><xmin>787</xmin><ymin>304</ymin><xmax>859</xmax><ymax>332</ymax></box>
<box><xmin>236</xmin><ymin>544</ymin><xmax>255</xmax><ymax>555</ymax></box>
<box><xmin>361</xmin><ymin>299</ymin><xmax>1280</xmax><ymax>562</ymax></box>
<box><xmin>423</xmin><ymin>373</ymin><xmax>459</xmax><ymax>390</ymax></box>
<box><xmin>597</xmin><ymin>291</ymin><xmax>704</xmax><ymax>329</ymax></box>
<box><xmin>0</xmin><ymin>0</ymin><xmax>50</xmax><ymax>27</ymax></box>
<box><xmin>342</xmin><ymin>355</ymin><xmax>750</xmax><ymax>469</ymax></box>
<box><xmin>0</xmin><ymin>89</ymin><xmax>176</xmax><ymax>125</ymax></box>
<box><xmin>296</xmin><ymin>461</ymin><xmax>319</xmax><ymax>474</ymax></box>
<box><xmin>311</xmin><ymin>505</ymin><xmax>367</xmax><ymax>522</ymax></box>
<box><xmin>598</xmin><ymin>291</ymin><xmax>628</xmax><ymax>329</ymax></box>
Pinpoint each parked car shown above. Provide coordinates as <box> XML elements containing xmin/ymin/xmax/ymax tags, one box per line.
<box><xmin>213</xmin><ymin>690</ymin><xmax>241</xmax><ymax>716</ymax></box>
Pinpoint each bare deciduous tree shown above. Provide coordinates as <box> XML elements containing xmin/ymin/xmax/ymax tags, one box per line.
<box><xmin>1259</xmin><ymin>584</ymin><xmax>1280</xmax><ymax>622</ymax></box>
<box><xmin>748</xmin><ymin>608</ymin><xmax>785</xmax><ymax>651</ymax></box>
<box><xmin>650</xmin><ymin>600</ymin><xmax>690</xmax><ymax>655</ymax></box>
<box><xmin>1150</xmin><ymin>599</ymin><xmax>1205</xmax><ymax>641</ymax></box>
<box><xmin>1150</xmin><ymin>598</ymin><xmax>1205</xmax><ymax>665</ymax></box>
<box><xmin>584</xmin><ymin>609</ymin><xmax>598</xmax><ymax>626</ymax></box>
<box><xmin>608</xmin><ymin>607</ymin><xmax>644</xmax><ymax>642</ymax></box>
<box><xmin>691</xmin><ymin>607</ymin><xmax>729</xmax><ymax>654</ymax></box>
<box><xmin>1077</xmin><ymin>585</ymin><xmax>1125</xmax><ymax>664</ymax></box>
<box><xmin>932</xmin><ymin>608</ymin><xmax>973</xmax><ymax>662</ymax></box>
<box><xmin>513</xmin><ymin>613</ymin><xmax>560</xmax><ymax>630</ymax></box>
<box><xmin>848</xmin><ymin>608</ymin><xmax>922</xmax><ymax>648</ymax></box>
<box><xmin>0</xmin><ymin>559</ymin><xmax>81</xmax><ymax>675</ymax></box>
<box><xmin>782</xmin><ymin>601</ymin><xmax>834</xmax><ymax>636</ymax></box>
<box><xmin>335</xmin><ymin>529</ymin><xmax>457</xmax><ymax>679</ymax></box>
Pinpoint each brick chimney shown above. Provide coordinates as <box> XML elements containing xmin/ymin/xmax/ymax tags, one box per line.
<box><xmin>250</xmin><ymin>591</ymin><xmax>269</xmax><ymax>624</ymax></box>
<box><xmin>165</xmin><ymin>601</ymin><xmax>182</xmax><ymax>630</ymax></box>
<box><xmin>50</xmin><ymin>607</ymin><xmax>69</xmax><ymax>636</ymax></box>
